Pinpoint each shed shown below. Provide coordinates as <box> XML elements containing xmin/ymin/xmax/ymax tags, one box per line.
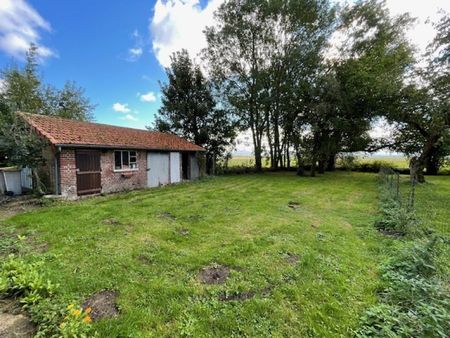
<box><xmin>20</xmin><ymin>113</ymin><xmax>205</xmax><ymax>197</ymax></box>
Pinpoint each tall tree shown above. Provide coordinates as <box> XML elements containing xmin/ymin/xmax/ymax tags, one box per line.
<box><xmin>322</xmin><ymin>0</ymin><xmax>414</xmax><ymax>172</ymax></box>
<box><xmin>390</xmin><ymin>12</ymin><xmax>450</xmax><ymax>182</ymax></box>
<box><xmin>154</xmin><ymin>49</ymin><xmax>236</xmax><ymax>174</ymax></box>
<box><xmin>205</xmin><ymin>0</ymin><xmax>273</xmax><ymax>171</ymax></box>
<box><xmin>0</xmin><ymin>45</ymin><xmax>95</xmax><ymax>191</ymax></box>
<box><xmin>263</xmin><ymin>0</ymin><xmax>336</xmax><ymax>170</ymax></box>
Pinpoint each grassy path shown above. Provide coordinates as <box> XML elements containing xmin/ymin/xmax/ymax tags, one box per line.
<box><xmin>4</xmin><ymin>172</ymin><xmax>400</xmax><ymax>336</ymax></box>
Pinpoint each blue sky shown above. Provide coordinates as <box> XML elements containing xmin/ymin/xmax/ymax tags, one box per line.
<box><xmin>0</xmin><ymin>0</ymin><xmax>169</xmax><ymax>129</ymax></box>
<box><xmin>0</xmin><ymin>0</ymin><xmax>196</xmax><ymax>129</ymax></box>
<box><xmin>0</xmin><ymin>0</ymin><xmax>448</xmax><ymax>131</ymax></box>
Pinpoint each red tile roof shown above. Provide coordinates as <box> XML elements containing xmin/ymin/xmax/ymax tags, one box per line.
<box><xmin>20</xmin><ymin>113</ymin><xmax>205</xmax><ymax>152</ymax></box>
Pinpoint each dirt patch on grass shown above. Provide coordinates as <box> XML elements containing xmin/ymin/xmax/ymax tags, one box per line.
<box><xmin>0</xmin><ymin>196</ymin><xmax>44</xmax><ymax>221</ymax></box>
<box><xmin>82</xmin><ymin>290</ymin><xmax>119</xmax><ymax>321</ymax></box>
<box><xmin>284</xmin><ymin>253</ymin><xmax>300</xmax><ymax>264</ymax></box>
<box><xmin>198</xmin><ymin>265</ymin><xmax>230</xmax><ymax>285</ymax></box>
<box><xmin>0</xmin><ymin>299</ymin><xmax>35</xmax><ymax>337</ymax></box>
<box><xmin>287</xmin><ymin>201</ymin><xmax>300</xmax><ymax>210</ymax></box>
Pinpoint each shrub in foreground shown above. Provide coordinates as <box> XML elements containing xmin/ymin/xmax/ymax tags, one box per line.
<box><xmin>0</xmin><ymin>255</ymin><xmax>97</xmax><ymax>337</ymax></box>
<box><xmin>356</xmin><ymin>239</ymin><xmax>450</xmax><ymax>337</ymax></box>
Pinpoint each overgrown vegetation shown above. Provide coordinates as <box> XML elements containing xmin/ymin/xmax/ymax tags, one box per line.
<box><xmin>356</xmin><ymin>168</ymin><xmax>450</xmax><ymax>337</ymax></box>
<box><xmin>0</xmin><ymin>254</ymin><xmax>97</xmax><ymax>337</ymax></box>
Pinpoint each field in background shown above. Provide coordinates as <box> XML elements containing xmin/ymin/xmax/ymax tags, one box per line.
<box><xmin>227</xmin><ymin>155</ymin><xmax>410</xmax><ymax>169</ymax></box>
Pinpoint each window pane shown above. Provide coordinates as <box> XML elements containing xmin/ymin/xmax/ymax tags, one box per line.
<box><xmin>114</xmin><ymin>151</ymin><xmax>122</xmax><ymax>169</ymax></box>
<box><xmin>122</xmin><ymin>151</ymin><xmax>129</xmax><ymax>166</ymax></box>
<box><xmin>130</xmin><ymin>151</ymin><xmax>137</xmax><ymax>157</ymax></box>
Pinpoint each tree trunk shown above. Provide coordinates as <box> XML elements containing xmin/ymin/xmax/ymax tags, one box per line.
<box><xmin>411</xmin><ymin>134</ymin><xmax>441</xmax><ymax>182</ymax></box>
<box><xmin>326</xmin><ymin>154</ymin><xmax>336</xmax><ymax>171</ymax></box>
<box><xmin>425</xmin><ymin>150</ymin><xmax>440</xmax><ymax>175</ymax></box>
<box><xmin>318</xmin><ymin>160</ymin><xmax>325</xmax><ymax>174</ymax></box>
<box><xmin>296</xmin><ymin>151</ymin><xmax>304</xmax><ymax>176</ymax></box>
<box><xmin>254</xmin><ymin>146</ymin><xmax>262</xmax><ymax>172</ymax></box>
<box><xmin>409</xmin><ymin>157</ymin><xmax>425</xmax><ymax>183</ymax></box>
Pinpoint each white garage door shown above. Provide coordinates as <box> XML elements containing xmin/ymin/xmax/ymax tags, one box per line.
<box><xmin>147</xmin><ymin>152</ymin><xmax>169</xmax><ymax>187</ymax></box>
<box><xmin>170</xmin><ymin>152</ymin><xmax>181</xmax><ymax>183</ymax></box>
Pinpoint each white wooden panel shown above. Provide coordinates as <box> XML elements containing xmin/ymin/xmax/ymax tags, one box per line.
<box><xmin>21</xmin><ymin>166</ymin><xmax>33</xmax><ymax>189</ymax></box>
<box><xmin>170</xmin><ymin>152</ymin><xmax>181</xmax><ymax>183</ymax></box>
<box><xmin>1</xmin><ymin>170</ymin><xmax>22</xmax><ymax>195</ymax></box>
<box><xmin>147</xmin><ymin>152</ymin><xmax>170</xmax><ymax>187</ymax></box>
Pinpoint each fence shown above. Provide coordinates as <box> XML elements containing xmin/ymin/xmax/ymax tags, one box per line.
<box><xmin>379</xmin><ymin>166</ymin><xmax>416</xmax><ymax>209</ymax></box>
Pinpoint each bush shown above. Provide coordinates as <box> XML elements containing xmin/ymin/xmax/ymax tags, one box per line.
<box><xmin>0</xmin><ymin>255</ymin><xmax>97</xmax><ymax>337</ymax></box>
<box><xmin>0</xmin><ymin>256</ymin><xmax>57</xmax><ymax>306</ymax></box>
<box><xmin>357</xmin><ymin>170</ymin><xmax>449</xmax><ymax>337</ymax></box>
<box><xmin>357</xmin><ymin>239</ymin><xmax>450</xmax><ymax>338</ymax></box>
<box><xmin>374</xmin><ymin>173</ymin><xmax>419</xmax><ymax>236</ymax></box>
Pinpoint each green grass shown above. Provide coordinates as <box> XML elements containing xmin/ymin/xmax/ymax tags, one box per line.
<box><xmin>2</xmin><ymin>172</ymin><xmax>449</xmax><ymax>337</ymax></box>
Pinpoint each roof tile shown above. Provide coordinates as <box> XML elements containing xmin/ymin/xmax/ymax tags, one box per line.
<box><xmin>20</xmin><ymin>113</ymin><xmax>205</xmax><ymax>152</ymax></box>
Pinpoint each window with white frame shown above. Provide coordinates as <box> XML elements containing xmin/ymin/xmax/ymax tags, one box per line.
<box><xmin>114</xmin><ymin>150</ymin><xmax>138</xmax><ymax>170</ymax></box>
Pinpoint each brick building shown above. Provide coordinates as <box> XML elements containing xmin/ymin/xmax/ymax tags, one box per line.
<box><xmin>20</xmin><ymin>113</ymin><xmax>205</xmax><ymax>197</ymax></box>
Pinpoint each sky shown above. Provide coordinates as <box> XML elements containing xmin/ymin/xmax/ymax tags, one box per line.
<box><xmin>0</xmin><ymin>0</ymin><xmax>449</xmax><ymax>131</ymax></box>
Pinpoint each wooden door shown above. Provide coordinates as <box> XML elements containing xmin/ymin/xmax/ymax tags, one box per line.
<box><xmin>75</xmin><ymin>150</ymin><xmax>101</xmax><ymax>195</ymax></box>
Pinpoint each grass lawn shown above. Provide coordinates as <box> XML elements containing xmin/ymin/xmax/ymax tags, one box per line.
<box><xmin>2</xmin><ymin>172</ymin><xmax>449</xmax><ymax>337</ymax></box>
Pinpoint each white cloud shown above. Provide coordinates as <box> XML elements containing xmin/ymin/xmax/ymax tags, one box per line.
<box><xmin>121</xmin><ymin>114</ymin><xmax>138</xmax><ymax>121</ymax></box>
<box><xmin>112</xmin><ymin>102</ymin><xmax>131</xmax><ymax>113</ymax></box>
<box><xmin>128</xmin><ymin>47</ymin><xmax>143</xmax><ymax>59</ymax></box>
<box><xmin>140</xmin><ymin>91</ymin><xmax>157</xmax><ymax>102</ymax></box>
<box><xmin>126</xmin><ymin>29</ymin><xmax>144</xmax><ymax>62</ymax></box>
<box><xmin>0</xmin><ymin>78</ymin><xmax>5</xmax><ymax>93</ymax></box>
<box><xmin>150</xmin><ymin>0</ymin><xmax>224</xmax><ymax>68</ymax></box>
<box><xmin>0</xmin><ymin>0</ymin><xmax>56</xmax><ymax>60</ymax></box>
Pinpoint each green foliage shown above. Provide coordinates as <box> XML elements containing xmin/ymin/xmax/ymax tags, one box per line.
<box><xmin>357</xmin><ymin>239</ymin><xmax>450</xmax><ymax>338</ymax></box>
<box><xmin>373</xmin><ymin>168</ymin><xmax>419</xmax><ymax>235</ymax></box>
<box><xmin>0</xmin><ymin>44</ymin><xmax>94</xmax><ymax>168</ymax></box>
<box><xmin>0</xmin><ymin>255</ymin><xmax>56</xmax><ymax>306</ymax></box>
<box><xmin>0</xmin><ymin>256</ymin><xmax>96</xmax><ymax>337</ymax></box>
<box><xmin>154</xmin><ymin>49</ymin><xmax>237</xmax><ymax>174</ymax></box>
<box><xmin>357</xmin><ymin>169</ymin><xmax>449</xmax><ymax>337</ymax></box>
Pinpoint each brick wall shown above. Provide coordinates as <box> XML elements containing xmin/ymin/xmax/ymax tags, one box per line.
<box><xmin>58</xmin><ymin>148</ymin><xmax>149</xmax><ymax>197</ymax></box>
<box><xmin>59</xmin><ymin>148</ymin><xmax>77</xmax><ymax>196</ymax></box>
<box><xmin>100</xmin><ymin>150</ymin><xmax>147</xmax><ymax>193</ymax></box>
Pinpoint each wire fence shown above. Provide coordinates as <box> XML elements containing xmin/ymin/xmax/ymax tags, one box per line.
<box><xmin>379</xmin><ymin>166</ymin><xmax>416</xmax><ymax>210</ymax></box>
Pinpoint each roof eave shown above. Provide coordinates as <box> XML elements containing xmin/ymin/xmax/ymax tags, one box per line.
<box><xmin>55</xmin><ymin>143</ymin><xmax>206</xmax><ymax>152</ymax></box>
